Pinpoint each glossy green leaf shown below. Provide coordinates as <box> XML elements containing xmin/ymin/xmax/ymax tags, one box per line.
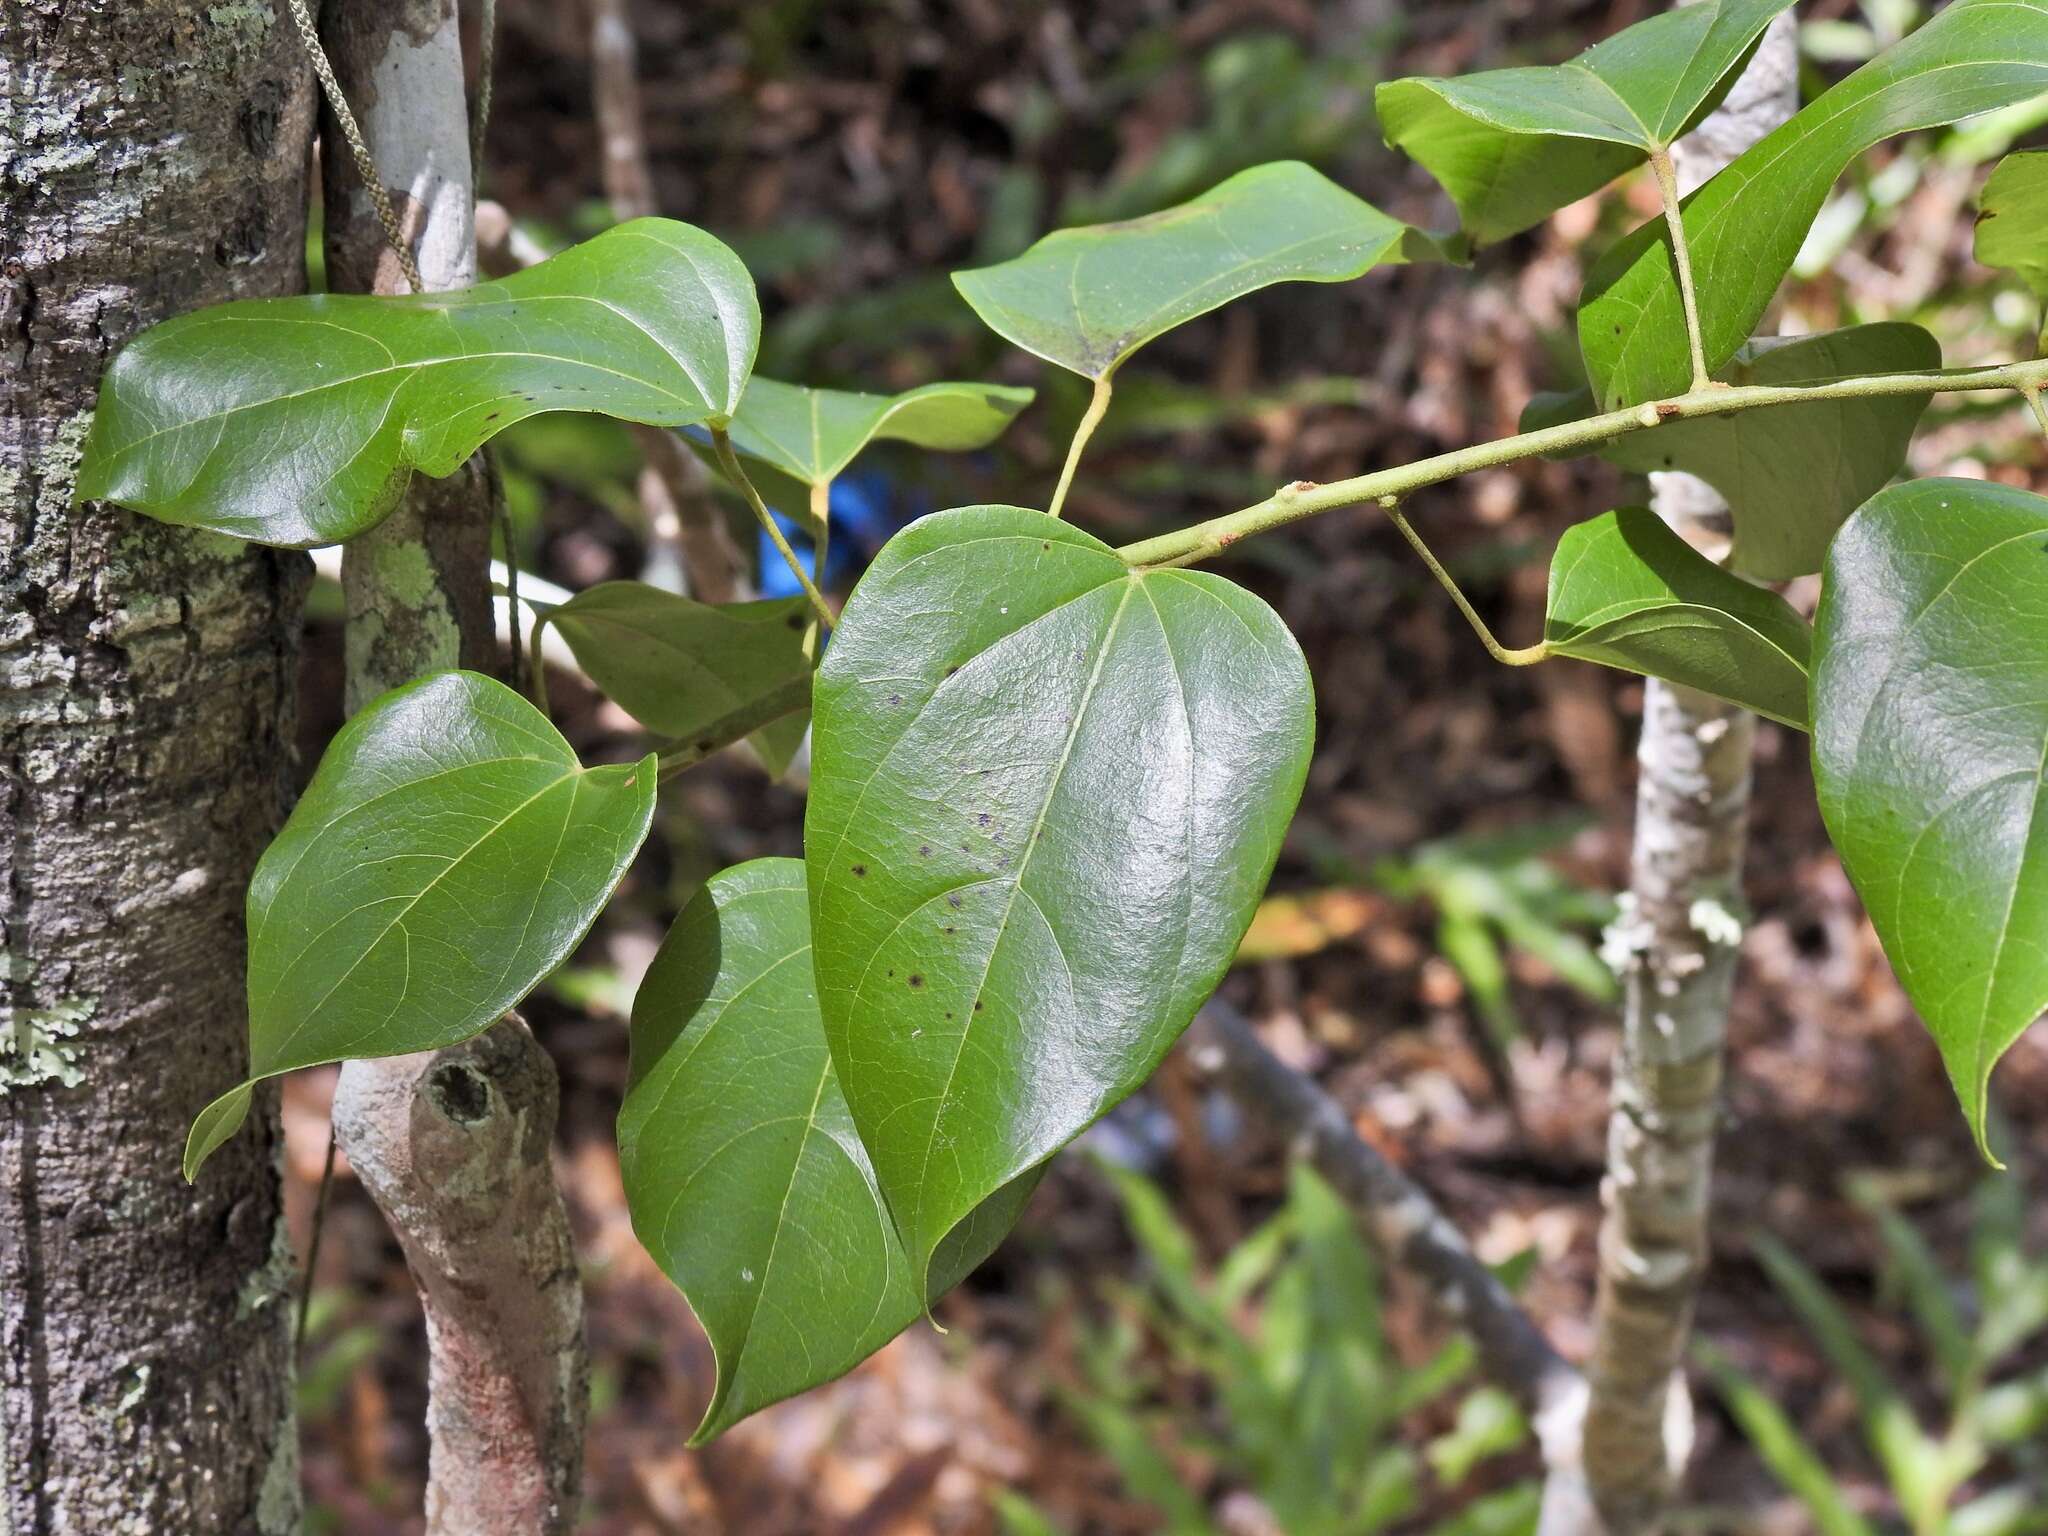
<box><xmin>1528</xmin><ymin>323</ymin><xmax>1941</xmax><ymax>580</ymax></box>
<box><xmin>1544</xmin><ymin>507</ymin><xmax>1811</xmax><ymax>728</ymax></box>
<box><xmin>952</xmin><ymin>162</ymin><xmax>1431</xmax><ymax>380</ymax></box>
<box><xmin>1813</xmin><ymin>479</ymin><xmax>2048</xmax><ymax>1158</ymax></box>
<box><xmin>1580</xmin><ymin>0</ymin><xmax>2048</xmax><ymax>408</ymax></box>
<box><xmin>620</xmin><ymin>859</ymin><xmax>1033</xmax><ymax>1441</ymax></box>
<box><xmin>538</xmin><ymin>581</ymin><xmax>812</xmax><ymax>772</ymax></box>
<box><xmin>1377</xmin><ymin>0</ymin><xmax>1794</xmax><ymax>245</ymax></box>
<box><xmin>806</xmin><ymin>505</ymin><xmax>1313</xmax><ymax>1284</ymax></box>
<box><xmin>184</xmin><ymin>670</ymin><xmax>655</xmax><ymax>1179</ymax></box>
<box><xmin>1977</xmin><ymin>149</ymin><xmax>2048</xmax><ymax>306</ymax></box>
<box><xmin>78</xmin><ymin>219</ymin><xmax>758</xmax><ymax>547</ymax></box>
<box><xmin>727</xmin><ymin>377</ymin><xmax>1036</xmax><ymax>489</ymax></box>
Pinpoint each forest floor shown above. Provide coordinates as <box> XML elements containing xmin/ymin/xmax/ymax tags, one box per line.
<box><xmin>285</xmin><ymin>2</ymin><xmax>2048</xmax><ymax>1531</ymax></box>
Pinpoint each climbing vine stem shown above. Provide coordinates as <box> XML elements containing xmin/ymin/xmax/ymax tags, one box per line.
<box><xmin>1119</xmin><ymin>357</ymin><xmax>2048</xmax><ymax>571</ymax></box>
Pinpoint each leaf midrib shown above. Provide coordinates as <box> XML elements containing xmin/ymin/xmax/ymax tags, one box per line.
<box><xmin>908</xmin><ymin>577</ymin><xmax>1142</xmax><ymax>1251</ymax></box>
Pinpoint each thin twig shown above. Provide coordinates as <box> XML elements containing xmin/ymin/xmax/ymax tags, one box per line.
<box><xmin>297</xmin><ymin>1127</ymin><xmax>339</xmax><ymax>1353</ymax></box>
<box><xmin>1117</xmin><ymin>357</ymin><xmax>2048</xmax><ymax>571</ymax></box>
<box><xmin>1181</xmin><ymin>1000</ymin><xmax>1578</xmax><ymax>1416</ymax></box>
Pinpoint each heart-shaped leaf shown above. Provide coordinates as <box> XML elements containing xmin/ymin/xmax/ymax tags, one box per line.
<box><xmin>1813</xmin><ymin>479</ymin><xmax>2048</xmax><ymax>1158</ymax></box>
<box><xmin>185</xmin><ymin>670</ymin><xmax>655</xmax><ymax>1179</ymax></box>
<box><xmin>620</xmin><ymin>858</ymin><xmax>1035</xmax><ymax>1441</ymax></box>
<box><xmin>1977</xmin><ymin>150</ymin><xmax>2048</xmax><ymax>307</ymax></box>
<box><xmin>77</xmin><ymin>219</ymin><xmax>758</xmax><ymax>547</ymax></box>
<box><xmin>1377</xmin><ymin>0</ymin><xmax>1794</xmax><ymax>245</ymax></box>
<box><xmin>1526</xmin><ymin>323</ymin><xmax>1940</xmax><ymax>580</ymax></box>
<box><xmin>1580</xmin><ymin>0</ymin><xmax>2048</xmax><ymax>408</ymax></box>
<box><xmin>726</xmin><ymin>378</ymin><xmax>1036</xmax><ymax>489</ymax></box>
<box><xmin>539</xmin><ymin>582</ymin><xmax>813</xmax><ymax>773</ymax></box>
<box><xmin>952</xmin><ymin>161</ymin><xmax>1433</xmax><ymax>381</ymax></box>
<box><xmin>805</xmin><ymin>505</ymin><xmax>1314</xmax><ymax>1283</ymax></box>
<box><xmin>1545</xmin><ymin>507</ymin><xmax>1811</xmax><ymax>728</ymax></box>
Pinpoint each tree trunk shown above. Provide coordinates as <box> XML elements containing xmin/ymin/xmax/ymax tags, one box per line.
<box><xmin>0</xmin><ymin>4</ymin><xmax>314</xmax><ymax>1531</ymax></box>
<box><xmin>316</xmin><ymin>3</ymin><xmax>589</xmax><ymax>1529</ymax></box>
<box><xmin>1577</xmin><ymin>18</ymin><xmax>1799</xmax><ymax>1534</ymax></box>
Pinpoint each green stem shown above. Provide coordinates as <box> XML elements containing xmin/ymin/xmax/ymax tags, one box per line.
<box><xmin>1380</xmin><ymin>500</ymin><xmax>1546</xmax><ymax>666</ymax></box>
<box><xmin>1650</xmin><ymin>146</ymin><xmax>1713</xmax><ymax>394</ymax></box>
<box><xmin>1118</xmin><ymin>357</ymin><xmax>2048</xmax><ymax>570</ymax></box>
<box><xmin>711</xmin><ymin>427</ymin><xmax>833</xmax><ymax>626</ymax></box>
<box><xmin>805</xmin><ymin>479</ymin><xmax>832</xmax><ymax>663</ymax></box>
<box><xmin>1048</xmin><ymin>373</ymin><xmax>1113</xmax><ymax>520</ymax></box>
<box><xmin>2027</xmin><ymin>385</ymin><xmax>2048</xmax><ymax>444</ymax></box>
<box><xmin>528</xmin><ymin>610</ymin><xmax>553</xmax><ymax>713</ymax></box>
<box><xmin>655</xmin><ymin>672</ymin><xmax>814</xmax><ymax>782</ymax></box>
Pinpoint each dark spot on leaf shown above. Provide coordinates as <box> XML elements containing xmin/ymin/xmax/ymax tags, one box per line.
<box><xmin>485</xmin><ymin>411</ymin><xmax>500</xmax><ymax>422</ymax></box>
<box><xmin>918</xmin><ymin>844</ymin><xmax>932</xmax><ymax>858</ymax></box>
<box><xmin>786</xmin><ymin>613</ymin><xmax>805</xmax><ymax>630</ymax></box>
<box><xmin>973</xmin><ymin>1001</ymin><xmax>984</xmax><ymax>1013</ymax></box>
<box><xmin>942</xmin><ymin>925</ymin><xmax>956</xmax><ymax>935</ymax></box>
<box><xmin>977</xmin><ymin>813</ymin><xmax>992</xmax><ymax>828</ymax></box>
<box><xmin>889</xmin><ymin>694</ymin><xmax>902</xmax><ymax>707</ymax></box>
<box><xmin>695</xmin><ymin>739</ymin><xmax>714</xmax><ymax>752</ymax></box>
<box><xmin>945</xmin><ymin>1011</ymin><xmax>954</xmax><ymax>1019</ymax></box>
<box><xmin>945</xmin><ymin>665</ymin><xmax>959</xmax><ymax>677</ymax></box>
<box><xmin>908</xmin><ymin>974</ymin><xmax>924</xmax><ymax>989</ymax></box>
<box><xmin>1041</xmin><ymin>541</ymin><xmax>1051</xmax><ymax>550</ymax></box>
<box><xmin>947</xmin><ymin>893</ymin><xmax>963</xmax><ymax>910</ymax></box>
<box><xmin>852</xmin><ymin>864</ymin><xmax>867</xmax><ymax>877</ymax></box>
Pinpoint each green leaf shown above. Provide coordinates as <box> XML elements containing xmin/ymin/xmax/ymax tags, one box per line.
<box><xmin>1753</xmin><ymin>1232</ymin><xmax>1963</xmax><ymax>1518</ymax></box>
<box><xmin>184</xmin><ymin>670</ymin><xmax>655</xmax><ymax>1180</ymax></box>
<box><xmin>1529</xmin><ymin>324</ymin><xmax>1940</xmax><ymax>581</ymax></box>
<box><xmin>538</xmin><ymin>581</ymin><xmax>812</xmax><ymax>771</ymax></box>
<box><xmin>726</xmin><ymin>377</ymin><xmax>1036</xmax><ymax>489</ymax></box>
<box><xmin>1977</xmin><ymin>149</ymin><xmax>2048</xmax><ymax>309</ymax></box>
<box><xmin>1814</xmin><ymin>479</ymin><xmax>2048</xmax><ymax>1159</ymax></box>
<box><xmin>805</xmin><ymin>504</ymin><xmax>1313</xmax><ymax>1284</ymax></box>
<box><xmin>952</xmin><ymin>161</ymin><xmax>1432</xmax><ymax>381</ymax></box>
<box><xmin>1701</xmin><ymin>1342</ymin><xmax>1879</xmax><ymax>1536</ymax></box>
<box><xmin>77</xmin><ymin>219</ymin><xmax>758</xmax><ymax>547</ymax></box>
<box><xmin>619</xmin><ymin>859</ymin><xmax>1032</xmax><ymax>1441</ymax></box>
<box><xmin>1543</xmin><ymin>507</ymin><xmax>1812</xmax><ymax>728</ymax></box>
<box><xmin>1580</xmin><ymin>0</ymin><xmax>2048</xmax><ymax>408</ymax></box>
<box><xmin>1377</xmin><ymin>0</ymin><xmax>1795</xmax><ymax>245</ymax></box>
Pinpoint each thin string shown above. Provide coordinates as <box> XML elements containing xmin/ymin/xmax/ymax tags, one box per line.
<box><xmin>469</xmin><ymin>0</ymin><xmax>496</xmax><ymax>194</ymax></box>
<box><xmin>283</xmin><ymin>0</ymin><xmax>424</xmax><ymax>294</ymax></box>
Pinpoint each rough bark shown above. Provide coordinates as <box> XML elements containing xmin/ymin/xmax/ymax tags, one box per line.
<box><xmin>317</xmin><ymin>2</ymin><xmax>588</xmax><ymax>1529</ymax></box>
<box><xmin>1578</xmin><ymin>19</ymin><xmax>1799</xmax><ymax>1534</ymax></box>
<box><xmin>0</xmin><ymin>4</ymin><xmax>314</xmax><ymax>1531</ymax></box>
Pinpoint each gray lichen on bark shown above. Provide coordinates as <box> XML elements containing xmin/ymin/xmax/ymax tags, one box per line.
<box><xmin>2</xmin><ymin>2</ymin><xmax>314</xmax><ymax>1530</ymax></box>
<box><xmin>316</xmin><ymin>3</ymin><xmax>590</xmax><ymax>1528</ymax></box>
<box><xmin>1577</xmin><ymin>17</ymin><xmax>1800</xmax><ymax>1534</ymax></box>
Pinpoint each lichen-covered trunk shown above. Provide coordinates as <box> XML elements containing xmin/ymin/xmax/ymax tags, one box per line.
<box><xmin>1577</xmin><ymin>17</ymin><xmax>1799</xmax><ymax>1534</ymax></box>
<box><xmin>317</xmin><ymin>4</ymin><xmax>589</xmax><ymax>1530</ymax></box>
<box><xmin>0</xmin><ymin>3</ymin><xmax>314</xmax><ymax>1531</ymax></box>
